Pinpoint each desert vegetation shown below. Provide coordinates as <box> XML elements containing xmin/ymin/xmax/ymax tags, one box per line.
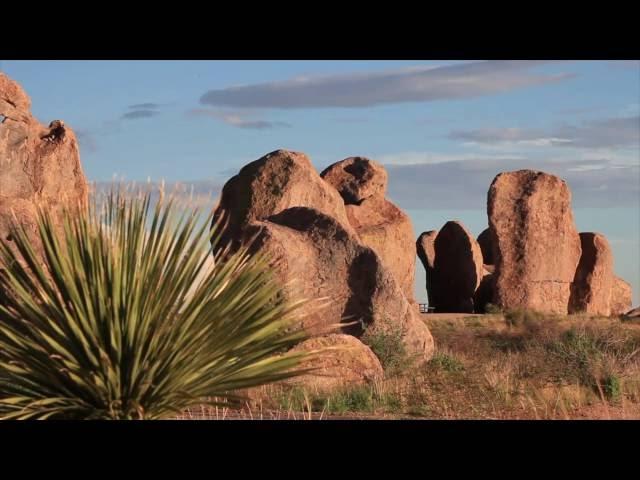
<box><xmin>0</xmin><ymin>192</ymin><xmax>317</xmax><ymax>419</ymax></box>
<box><xmin>188</xmin><ymin>312</ymin><xmax>640</xmax><ymax>420</ymax></box>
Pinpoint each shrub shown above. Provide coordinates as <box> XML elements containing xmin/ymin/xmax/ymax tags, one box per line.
<box><xmin>428</xmin><ymin>352</ymin><xmax>465</xmax><ymax>373</ymax></box>
<box><xmin>504</xmin><ymin>308</ymin><xmax>546</xmax><ymax>328</ymax></box>
<box><xmin>361</xmin><ymin>323</ymin><xmax>414</xmax><ymax>376</ymax></box>
<box><xmin>485</xmin><ymin>303</ymin><xmax>502</xmax><ymax>314</ymax></box>
<box><xmin>602</xmin><ymin>374</ymin><xmax>621</xmax><ymax>401</ymax></box>
<box><xmin>0</xmin><ymin>192</ymin><xmax>316</xmax><ymax>419</ymax></box>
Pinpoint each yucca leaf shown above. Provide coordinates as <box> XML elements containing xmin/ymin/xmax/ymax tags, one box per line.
<box><xmin>0</xmin><ymin>189</ymin><xmax>323</xmax><ymax>420</ymax></box>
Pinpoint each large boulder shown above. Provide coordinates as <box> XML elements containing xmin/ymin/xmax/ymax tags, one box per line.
<box><xmin>0</xmin><ymin>73</ymin><xmax>88</xmax><ymax>259</ymax></box>
<box><xmin>474</xmin><ymin>270</ymin><xmax>495</xmax><ymax>313</ymax></box>
<box><xmin>569</xmin><ymin>233</ymin><xmax>614</xmax><ymax>316</ymax></box>
<box><xmin>321</xmin><ymin>157</ymin><xmax>416</xmax><ymax>300</ymax></box>
<box><xmin>211</xmin><ymin>149</ymin><xmax>353</xmax><ymax>253</ymax></box>
<box><xmin>245</xmin><ymin>207</ymin><xmax>434</xmax><ymax>361</ymax></box>
<box><xmin>320</xmin><ymin>156</ymin><xmax>387</xmax><ymax>204</ymax></box>
<box><xmin>286</xmin><ymin>334</ymin><xmax>384</xmax><ymax>392</ymax></box>
<box><xmin>487</xmin><ymin>170</ymin><xmax>582</xmax><ymax>314</ymax></box>
<box><xmin>477</xmin><ymin>228</ymin><xmax>494</xmax><ymax>265</ymax></box>
<box><xmin>416</xmin><ymin>230</ymin><xmax>438</xmax><ymax>307</ymax></box>
<box><xmin>344</xmin><ymin>196</ymin><xmax>416</xmax><ymax>300</ymax></box>
<box><xmin>611</xmin><ymin>276</ymin><xmax>633</xmax><ymax>316</ymax></box>
<box><xmin>432</xmin><ymin>221</ymin><xmax>484</xmax><ymax>313</ymax></box>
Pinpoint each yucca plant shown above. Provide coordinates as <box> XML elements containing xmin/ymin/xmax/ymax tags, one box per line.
<box><xmin>0</xmin><ymin>191</ymin><xmax>316</xmax><ymax>419</ymax></box>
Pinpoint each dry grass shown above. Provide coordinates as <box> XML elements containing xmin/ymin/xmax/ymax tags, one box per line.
<box><xmin>175</xmin><ymin>312</ymin><xmax>640</xmax><ymax>420</ymax></box>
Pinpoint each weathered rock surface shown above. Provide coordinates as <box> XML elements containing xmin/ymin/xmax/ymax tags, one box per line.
<box><xmin>322</xmin><ymin>157</ymin><xmax>415</xmax><ymax>300</ymax></box>
<box><xmin>320</xmin><ymin>157</ymin><xmax>387</xmax><ymax>205</ymax></box>
<box><xmin>0</xmin><ymin>73</ymin><xmax>88</xmax><ymax>259</ymax></box>
<box><xmin>611</xmin><ymin>276</ymin><xmax>633</xmax><ymax>316</ymax></box>
<box><xmin>432</xmin><ymin>221</ymin><xmax>484</xmax><ymax>313</ymax></box>
<box><xmin>477</xmin><ymin>228</ymin><xmax>494</xmax><ymax>265</ymax></box>
<box><xmin>245</xmin><ymin>207</ymin><xmax>434</xmax><ymax>360</ymax></box>
<box><xmin>211</xmin><ymin>149</ymin><xmax>353</xmax><ymax>253</ymax></box>
<box><xmin>286</xmin><ymin>334</ymin><xmax>384</xmax><ymax>392</ymax></box>
<box><xmin>488</xmin><ymin>170</ymin><xmax>582</xmax><ymax>314</ymax></box>
<box><xmin>569</xmin><ymin>233</ymin><xmax>614</xmax><ymax>316</ymax></box>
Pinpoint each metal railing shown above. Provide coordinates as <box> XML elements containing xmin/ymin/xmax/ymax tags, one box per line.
<box><xmin>418</xmin><ymin>304</ymin><xmax>435</xmax><ymax>314</ymax></box>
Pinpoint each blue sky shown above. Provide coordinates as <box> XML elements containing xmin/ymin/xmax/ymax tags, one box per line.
<box><xmin>1</xmin><ymin>60</ymin><xmax>639</xmax><ymax>304</ymax></box>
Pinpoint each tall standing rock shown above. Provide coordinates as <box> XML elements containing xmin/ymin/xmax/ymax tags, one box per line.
<box><xmin>569</xmin><ymin>233</ymin><xmax>614</xmax><ymax>316</ymax></box>
<box><xmin>488</xmin><ymin>170</ymin><xmax>582</xmax><ymax>314</ymax></box>
<box><xmin>477</xmin><ymin>228</ymin><xmax>494</xmax><ymax>265</ymax></box>
<box><xmin>321</xmin><ymin>157</ymin><xmax>416</xmax><ymax>300</ymax></box>
<box><xmin>432</xmin><ymin>221</ymin><xmax>484</xmax><ymax>313</ymax></box>
<box><xmin>0</xmin><ymin>73</ymin><xmax>88</xmax><ymax>260</ymax></box>
<box><xmin>416</xmin><ymin>230</ymin><xmax>438</xmax><ymax>308</ymax></box>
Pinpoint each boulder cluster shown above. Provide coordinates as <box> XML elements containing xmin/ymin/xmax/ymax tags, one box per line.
<box><xmin>417</xmin><ymin>170</ymin><xmax>633</xmax><ymax>316</ymax></box>
<box><xmin>211</xmin><ymin>150</ymin><xmax>435</xmax><ymax>384</ymax></box>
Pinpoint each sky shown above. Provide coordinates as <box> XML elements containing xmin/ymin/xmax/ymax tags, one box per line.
<box><xmin>1</xmin><ymin>60</ymin><xmax>639</xmax><ymax>304</ymax></box>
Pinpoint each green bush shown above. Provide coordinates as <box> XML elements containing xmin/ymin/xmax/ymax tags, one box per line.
<box><xmin>602</xmin><ymin>374</ymin><xmax>621</xmax><ymax>401</ymax></box>
<box><xmin>428</xmin><ymin>352</ymin><xmax>465</xmax><ymax>373</ymax></box>
<box><xmin>361</xmin><ymin>324</ymin><xmax>414</xmax><ymax>376</ymax></box>
<box><xmin>0</xmin><ymin>192</ymin><xmax>315</xmax><ymax>419</ymax></box>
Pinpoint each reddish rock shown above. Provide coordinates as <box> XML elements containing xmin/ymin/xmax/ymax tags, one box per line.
<box><xmin>611</xmin><ymin>276</ymin><xmax>633</xmax><ymax>316</ymax></box>
<box><xmin>320</xmin><ymin>157</ymin><xmax>387</xmax><ymax>204</ymax></box>
<box><xmin>432</xmin><ymin>221</ymin><xmax>484</xmax><ymax>313</ymax></box>
<box><xmin>211</xmin><ymin>149</ymin><xmax>353</xmax><ymax>253</ymax></box>
<box><xmin>488</xmin><ymin>170</ymin><xmax>582</xmax><ymax>314</ymax></box>
<box><xmin>344</xmin><ymin>195</ymin><xmax>416</xmax><ymax>300</ymax></box>
<box><xmin>0</xmin><ymin>73</ymin><xmax>88</xmax><ymax>260</ymax></box>
<box><xmin>477</xmin><ymin>228</ymin><xmax>494</xmax><ymax>265</ymax></box>
<box><xmin>246</xmin><ymin>207</ymin><xmax>434</xmax><ymax>361</ymax></box>
<box><xmin>286</xmin><ymin>334</ymin><xmax>384</xmax><ymax>392</ymax></box>
<box><xmin>322</xmin><ymin>157</ymin><xmax>415</xmax><ymax>300</ymax></box>
<box><xmin>569</xmin><ymin>233</ymin><xmax>614</xmax><ymax>316</ymax></box>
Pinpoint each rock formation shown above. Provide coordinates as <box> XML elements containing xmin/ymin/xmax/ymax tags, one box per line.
<box><xmin>487</xmin><ymin>170</ymin><xmax>582</xmax><ymax>314</ymax></box>
<box><xmin>611</xmin><ymin>276</ymin><xmax>633</xmax><ymax>316</ymax></box>
<box><xmin>477</xmin><ymin>228</ymin><xmax>494</xmax><ymax>265</ymax></box>
<box><xmin>474</xmin><ymin>271</ymin><xmax>495</xmax><ymax>314</ymax></box>
<box><xmin>287</xmin><ymin>334</ymin><xmax>384</xmax><ymax>392</ymax></box>
<box><xmin>321</xmin><ymin>157</ymin><xmax>416</xmax><ymax>300</ymax></box>
<box><xmin>244</xmin><ymin>207</ymin><xmax>433</xmax><ymax>360</ymax></box>
<box><xmin>569</xmin><ymin>233</ymin><xmax>614</xmax><ymax>316</ymax></box>
<box><xmin>416</xmin><ymin>230</ymin><xmax>438</xmax><ymax>308</ymax></box>
<box><xmin>0</xmin><ymin>73</ymin><xmax>88</xmax><ymax>260</ymax></box>
<box><xmin>432</xmin><ymin>221</ymin><xmax>484</xmax><ymax>313</ymax></box>
<box><xmin>211</xmin><ymin>149</ymin><xmax>353</xmax><ymax>253</ymax></box>
<box><xmin>213</xmin><ymin>152</ymin><xmax>434</xmax><ymax>363</ymax></box>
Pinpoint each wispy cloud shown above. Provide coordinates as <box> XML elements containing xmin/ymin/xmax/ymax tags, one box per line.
<box><xmin>187</xmin><ymin>108</ymin><xmax>291</xmax><ymax>129</ymax></box>
<box><xmin>449</xmin><ymin>115</ymin><xmax>640</xmax><ymax>150</ymax></box>
<box><xmin>128</xmin><ymin>103</ymin><xmax>161</xmax><ymax>110</ymax></box>
<box><xmin>121</xmin><ymin>109</ymin><xmax>160</xmax><ymax>120</ymax></box>
<box><xmin>199</xmin><ymin>61</ymin><xmax>574</xmax><ymax>109</ymax></box>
